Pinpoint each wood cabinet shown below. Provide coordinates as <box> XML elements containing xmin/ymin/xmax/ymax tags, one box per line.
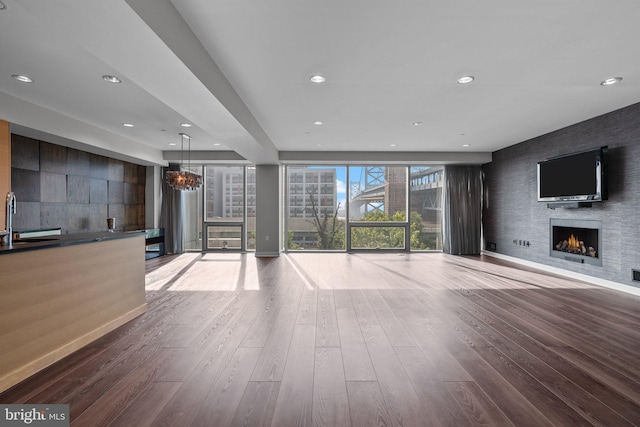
<box><xmin>0</xmin><ymin>234</ymin><xmax>146</xmax><ymax>392</ymax></box>
<box><xmin>0</xmin><ymin>120</ymin><xmax>10</xmax><ymax>229</ymax></box>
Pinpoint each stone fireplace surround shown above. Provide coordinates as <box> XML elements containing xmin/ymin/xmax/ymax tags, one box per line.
<box><xmin>549</xmin><ymin>218</ymin><xmax>602</xmax><ymax>267</ymax></box>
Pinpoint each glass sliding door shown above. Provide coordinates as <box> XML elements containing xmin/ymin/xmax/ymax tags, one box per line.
<box><xmin>285</xmin><ymin>165</ymin><xmax>346</xmax><ymax>250</ymax></box>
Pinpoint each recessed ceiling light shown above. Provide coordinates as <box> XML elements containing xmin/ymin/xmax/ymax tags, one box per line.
<box><xmin>309</xmin><ymin>75</ymin><xmax>326</xmax><ymax>83</ymax></box>
<box><xmin>601</xmin><ymin>77</ymin><xmax>622</xmax><ymax>86</ymax></box>
<box><xmin>213</xmin><ymin>143</ymin><xmax>221</xmax><ymax>146</ymax></box>
<box><xmin>412</xmin><ymin>121</ymin><xmax>423</xmax><ymax>126</ymax></box>
<box><xmin>457</xmin><ymin>75</ymin><xmax>475</xmax><ymax>84</ymax></box>
<box><xmin>316</xmin><ymin>144</ymin><xmax>324</xmax><ymax>147</ymax></box>
<box><xmin>180</xmin><ymin>123</ymin><xmax>192</xmax><ymax>127</ymax></box>
<box><xmin>313</xmin><ymin>121</ymin><xmax>323</xmax><ymax>126</ymax></box>
<box><xmin>168</xmin><ymin>143</ymin><xmax>177</xmax><ymax>146</ymax></box>
<box><xmin>12</xmin><ymin>74</ymin><xmax>33</xmax><ymax>83</ymax></box>
<box><xmin>390</xmin><ymin>144</ymin><xmax>398</xmax><ymax>147</ymax></box>
<box><xmin>123</xmin><ymin>123</ymin><xmax>134</xmax><ymax>127</ymax></box>
<box><xmin>102</xmin><ymin>75</ymin><xmax>121</xmax><ymax>83</ymax></box>
<box><xmin>462</xmin><ymin>144</ymin><xmax>471</xmax><ymax>147</ymax></box>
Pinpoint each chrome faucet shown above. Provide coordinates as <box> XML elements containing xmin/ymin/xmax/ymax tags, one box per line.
<box><xmin>5</xmin><ymin>191</ymin><xmax>16</xmax><ymax>248</ymax></box>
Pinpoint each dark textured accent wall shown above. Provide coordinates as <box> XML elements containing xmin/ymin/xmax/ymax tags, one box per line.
<box><xmin>11</xmin><ymin>134</ymin><xmax>146</xmax><ymax>233</ymax></box>
<box><xmin>482</xmin><ymin>102</ymin><xmax>640</xmax><ymax>287</ymax></box>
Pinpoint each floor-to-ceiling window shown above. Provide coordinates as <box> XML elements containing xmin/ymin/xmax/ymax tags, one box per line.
<box><xmin>284</xmin><ymin>164</ymin><xmax>443</xmax><ymax>252</ymax></box>
<box><xmin>285</xmin><ymin>166</ymin><xmax>346</xmax><ymax>250</ymax></box>
<box><xmin>409</xmin><ymin>166</ymin><xmax>443</xmax><ymax>250</ymax></box>
<box><xmin>185</xmin><ymin>164</ymin><xmax>442</xmax><ymax>253</ymax></box>
<box><xmin>203</xmin><ymin>165</ymin><xmax>245</xmax><ymax>251</ymax></box>
<box><xmin>184</xmin><ymin>164</ymin><xmax>255</xmax><ymax>252</ymax></box>
<box><xmin>347</xmin><ymin>165</ymin><xmax>408</xmax><ymax>251</ymax></box>
<box><xmin>246</xmin><ymin>166</ymin><xmax>257</xmax><ymax>250</ymax></box>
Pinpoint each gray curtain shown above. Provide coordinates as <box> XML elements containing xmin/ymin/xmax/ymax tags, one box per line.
<box><xmin>443</xmin><ymin>165</ymin><xmax>482</xmax><ymax>255</ymax></box>
<box><xmin>159</xmin><ymin>165</ymin><xmax>185</xmax><ymax>254</ymax></box>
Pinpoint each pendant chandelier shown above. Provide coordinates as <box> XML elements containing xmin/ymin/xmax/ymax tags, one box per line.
<box><xmin>165</xmin><ymin>132</ymin><xmax>203</xmax><ymax>190</ymax></box>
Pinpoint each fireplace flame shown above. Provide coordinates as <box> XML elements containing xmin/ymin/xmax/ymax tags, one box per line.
<box><xmin>554</xmin><ymin>228</ymin><xmax>597</xmax><ymax>258</ymax></box>
<box><xmin>567</xmin><ymin>234</ymin><xmax>580</xmax><ymax>250</ymax></box>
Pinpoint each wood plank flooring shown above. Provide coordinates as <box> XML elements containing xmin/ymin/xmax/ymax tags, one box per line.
<box><xmin>2</xmin><ymin>252</ymin><xmax>640</xmax><ymax>426</ymax></box>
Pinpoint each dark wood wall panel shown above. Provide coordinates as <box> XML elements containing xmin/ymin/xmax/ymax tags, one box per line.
<box><xmin>108</xmin><ymin>180</ymin><xmax>124</xmax><ymax>204</ymax></box>
<box><xmin>124</xmin><ymin>182</ymin><xmax>141</xmax><ymax>205</ymax></box>
<box><xmin>11</xmin><ymin>134</ymin><xmax>39</xmax><ymax>171</ymax></box>
<box><xmin>67</xmin><ymin>204</ymin><xmax>91</xmax><ymax>231</ymax></box>
<box><xmin>67</xmin><ymin>149</ymin><xmax>91</xmax><ymax>176</ymax></box>
<box><xmin>90</xmin><ymin>178</ymin><xmax>108</xmax><ymax>204</ymax></box>
<box><xmin>67</xmin><ymin>175</ymin><xmax>90</xmax><ymax>204</ymax></box>
<box><xmin>108</xmin><ymin>158</ymin><xmax>124</xmax><ymax>182</ymax></box>
<box><xmin>11</xmin><ymin>168</ymin><xmax>40</xmax><ymax>202</ymax></box>
<box><xmin>124</xmin><ymin>162</ymin><xmax>139</xmax><ymax>184</ymax></box>
<box><xmin>89</xmin><ymin>153</ymin><xmax>109</xmax><ymax>180</ymax></box>
<box><xmin>108</xmin><ymin>204</ymin><xmax>125</xmax><ymax>231</ymax></box>
<box><xmin>482</xmin><ymin>101</ymin><xmax>640</xmax><ymax>288</ymax></box>
<box><xmin>40</xmin><ymin>142</ymin><xmax>67</xmax><ymax>174</ymax></box>
<box><xmin>10</xmin><ymin>135</ymin><xmax>146</xmax><ymax>233</ymax></box>
<box><xmin>40</xmin><ymin>202</ymin><xmax>67</xmax><ymax>230</ymax></box>
<box><xmin>90</xmin><ymin>204</ymin><xmax>108</xmax><ymax>231</ymax></box>
<box><xmin>13</xmin><ymin>201</ymin><xmax>40</xmax><ymax>230</ymax></box>
<box><xmin>40</xmin><ymin>172</ymin><xmax>67</xmax><ymax>203</ymax></box>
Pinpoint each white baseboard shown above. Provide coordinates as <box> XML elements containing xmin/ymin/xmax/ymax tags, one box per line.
<box><xmin>482</xmin><ymin>251</ymin><xmax>640</xmax><ymax>297</ymax></box>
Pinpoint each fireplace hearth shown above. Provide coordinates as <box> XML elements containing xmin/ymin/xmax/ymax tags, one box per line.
<box><xmin>550</xmin><ymin>218</ymin><xmax>602</xmax><ymax>266</ymax></box>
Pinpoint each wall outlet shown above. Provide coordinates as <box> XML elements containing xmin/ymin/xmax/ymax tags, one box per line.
<box><xmin>265</xmin><ymin>235</ymin><xmax>270</xmax><ymax>241</ymax></box>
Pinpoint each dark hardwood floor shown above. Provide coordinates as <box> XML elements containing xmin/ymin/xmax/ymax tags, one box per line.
<box><xmin>2</xmin><ymin>252</ymin><xmax>640</xmax><ymax>426</ymax></box>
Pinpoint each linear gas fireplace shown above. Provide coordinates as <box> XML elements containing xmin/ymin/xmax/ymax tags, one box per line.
<box><xmin>550</xmin><ymin>218</ymin><xmax>602</xmax><ymax>266</ymax></box>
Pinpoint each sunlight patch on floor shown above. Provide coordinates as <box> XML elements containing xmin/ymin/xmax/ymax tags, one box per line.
<box><xmin>145</xmin><ymin>253</ymin><xmax>200</xmax><ymax>291</ymax></box>
<box><xmin>146</xmin><ymin>253</ymin><xmax>262</xmax><ymax>291</ymax></box>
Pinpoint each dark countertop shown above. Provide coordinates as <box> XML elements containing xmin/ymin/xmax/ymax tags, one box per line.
<box><xmin>0</xmin><ymin>231</ymin><xmax>146</xmax><ymax>255</ymax></box>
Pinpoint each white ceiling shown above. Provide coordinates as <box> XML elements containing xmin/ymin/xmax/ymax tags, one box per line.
<box><xmin>1</xmin><ymin>0</ymin><xmax>639</xmax><ymax>165</ymax></box>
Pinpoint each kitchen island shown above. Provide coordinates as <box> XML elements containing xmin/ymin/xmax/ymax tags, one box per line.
<box><xmin>0</xmin><ymin>231</ymin><xmax>147</xmax><ymax>392</ymax></box>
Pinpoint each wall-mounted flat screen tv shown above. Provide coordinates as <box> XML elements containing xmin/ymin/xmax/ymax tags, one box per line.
<box><xmin>537</xmin><ymin>147</ymin><xmax>608</xmax><ymax>202</ymax></box>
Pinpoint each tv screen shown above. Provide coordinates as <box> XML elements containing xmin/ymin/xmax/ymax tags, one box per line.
<box><xmin>537</xmin><ymin>148</ymin><xmax>606</xmax><ymax>202</ymax></box>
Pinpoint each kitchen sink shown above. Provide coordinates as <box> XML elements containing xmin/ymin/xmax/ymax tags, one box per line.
<box><xmin>13</xmin><ymin>238</ymin><xmax>60</xmax><ymax>244</ymax></box>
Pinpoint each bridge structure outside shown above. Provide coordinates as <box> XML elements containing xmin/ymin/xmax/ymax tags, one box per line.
<box><xmin>349</xmin><ymin>166</ymin><xmax>443</xmax><ymax>221</ymax></box>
